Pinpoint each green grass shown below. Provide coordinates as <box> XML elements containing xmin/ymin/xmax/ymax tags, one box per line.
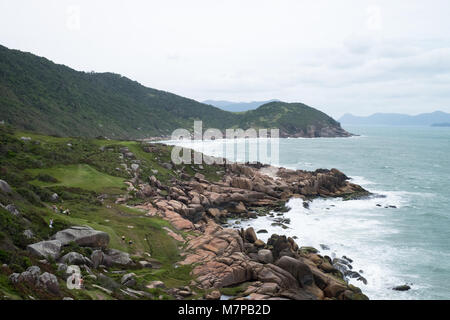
<box><xmin>26</xmin><ymin>164</ymin><xmax>125</xmax><ymax>193</ymax></box>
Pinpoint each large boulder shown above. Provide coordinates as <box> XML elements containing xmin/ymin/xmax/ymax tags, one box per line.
<box><xmin>51</xmin><ymin>226</ymin><xmax>109</xmax><ymax>248</ymax></box>
<box><xmin>275</xmin><ymin>256</ymin><xmax>314</xmax><ymax>287</ymax></box>
<box><xmin>244</xmin><ymin>227</ymin><xmax>257</xmax><ymax>243</ymax></box>
<box><xmin>18</xmin><ymin>266</ymin><xmax>41</xmax><ymax>284</ymax></box>
<box><xmin>257</xmin><ymin>249</ymin><xmax>274</xmax><ymax>264</ymax></box>
<box><xmin>36</xmin><ymin>272</ymin><xmax>60</xmax><ymax>295</ymax></box>
<box><xmin>27</xmin><ymin>240</ymin><xmax>62</xmax><ymax>260</ymax></box>
<box><xmin>0</xmin><ymin>180</ymin><xmax>12</xmax><ymax>193</ymax></box>
<box><xmin>267</xmin><ymin>235</ymin><xmax>298</xmax><ymax>260</ymax></box>
<box><xmin>103</xmin><ymin>249</ymin><xmax>133</xmax><ymax>267</ymax></box>
<box><xmin>90</xmin><ymin>250</ymin><xmax>105</xmax><ymax>269</ymax></box>
<box><xmin>60</xmin><ymin>252</ymin><xmax>89</xmax><ymax>265</ymax></box>
<box><xmin>231</xmin><ymin>177</ymin><xmax>253</xmax><ymax>190</ymax></box>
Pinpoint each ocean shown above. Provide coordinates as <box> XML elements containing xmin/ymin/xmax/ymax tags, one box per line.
<box><xmin>165</xmin><ymin>126</ymin><xmax>450</xmax><ymax>300</ymax></box>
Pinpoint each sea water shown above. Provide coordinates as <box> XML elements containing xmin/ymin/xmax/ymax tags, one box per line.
<box><xmin>165</xmin><ymin>126</ymin><xmax>450</xmax><ymax>300</ymax></box>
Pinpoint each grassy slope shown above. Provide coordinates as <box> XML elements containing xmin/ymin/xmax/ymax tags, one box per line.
<box><xmin>0</xmin><ymin>125</ymin><xmax>223</xmax><ymax>299</ymax></box>
<box><xmin>0</xmin><ymin>44</ymin><xmax>345</xmax><ymax>139</ymax></box>
<box><xmin>27</xmin><ymin>164</ymin><xmax>125</xmax><ymax>193</ymax></box>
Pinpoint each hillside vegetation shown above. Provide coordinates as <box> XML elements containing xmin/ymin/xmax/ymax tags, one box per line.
<box><xmin>0</xmin><ymin>44</ymin><xmax>349</xmax><ymax>139</ymax></box>
<box><xmin>0</xmin><ymin>124</ymin><xmax>224</xmax><ymax>299</ymax></box>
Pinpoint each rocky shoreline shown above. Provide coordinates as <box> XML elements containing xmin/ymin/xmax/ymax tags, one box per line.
<box><xmin>132</xmin><ymin>158</ymin><xmax>370</xmax><ymax>300</ymax></box>
<box><xmin>3</xmin><ymin>136</ymin><xmax>370</xmax><ymax>300</ymax></box>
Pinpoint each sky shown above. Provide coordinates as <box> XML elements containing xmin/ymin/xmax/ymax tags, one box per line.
<box><xmin>1</xmin><ymin>0</ymin><xmax>450</xmax><ymax>118</ymax></box>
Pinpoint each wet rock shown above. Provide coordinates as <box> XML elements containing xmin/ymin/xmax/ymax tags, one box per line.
<box><xmin>393</xmin><ymin>284</ymin><xmax>411</xmax><ymax>291</ymax></box>
<box><xmin>257</xmin><ymin>229</ymin><xmax>268</xmax><ymax>234</ymax></box>
<box><xmin>275</xmin><ymin>256</ymin><xmax>314</xmax><ymax>287</ymax></box>
<box><xmin>267</xmin><ymin>235</ymin><xmax>298</xmax><ymax>260</ymax></box>
<box><xmin>244</xmin><ymin>227</ymin><xmax>257</xmax><ymax>243</ymax></box>
<box><xmin>254</xmin><ymin>239</ymin><xmax>265</xmax><ymax>248</ymax></box>
<box><xmin>357</xmin><ymin>276</ymin><xmax>368</xmax><ymax>285</ymax></box>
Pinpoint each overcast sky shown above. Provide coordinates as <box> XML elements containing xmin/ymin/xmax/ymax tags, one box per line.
<box><xmin>1</xmin><ymin>0</ymin><xmax>450</xmax><ymax>118</ymax></box>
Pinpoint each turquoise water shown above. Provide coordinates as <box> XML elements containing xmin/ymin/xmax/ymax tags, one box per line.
<box><xmin>166</xmin><ymin>126</ymin><xmax>450</xmax><ymax>300</ymax></box>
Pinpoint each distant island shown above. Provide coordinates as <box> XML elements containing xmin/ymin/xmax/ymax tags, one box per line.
<box><xmin>203</xmin><ymin>99</ymin><xmax>280</xmax><ymax>112</ymax></box>
<box><xmin>340</xmin><ymin>111</ymin><xmax>450</xmax><ymax>126</ymax></box>
<box><xmin>431</xmin><ymin>122</ymin><xmax>450</xmax><ymax>127</ymax></box>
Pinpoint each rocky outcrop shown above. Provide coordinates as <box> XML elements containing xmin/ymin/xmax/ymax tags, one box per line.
<box><xmin>9</xmin><ymin>266</ymin><xmax>60</xmax><ymax>296</ymax></box>
<box><xmin>180</xmin><ymin>220</ymin><xmax>367</xmax><ymax>300</ymax></box>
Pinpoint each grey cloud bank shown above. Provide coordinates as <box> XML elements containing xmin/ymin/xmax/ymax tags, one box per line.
<box><xmin>1</xmin><ymin>0</ymin><xmax>450</xmax><ymax>118</ymax></box>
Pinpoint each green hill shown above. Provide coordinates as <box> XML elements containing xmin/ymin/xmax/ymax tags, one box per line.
<box><xmin>0</xmin><ymin>44</ymin><xmax>350</xmax><ymax>138</ymax></box>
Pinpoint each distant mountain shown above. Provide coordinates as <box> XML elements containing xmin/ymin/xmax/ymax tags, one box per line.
<box><xmin>339</xmin><ymin>111</ymin><xmax>450</xmax><ymax>126</ymax></box>
<box><xmin>0</xmin><ymin>44</ymin><xmax>350</xmax><ymax>138</ymax></box>
<box><xmin>203</xmin><ymin>99</ymin><xmax>280</xmax><ymax>112</ymax></box>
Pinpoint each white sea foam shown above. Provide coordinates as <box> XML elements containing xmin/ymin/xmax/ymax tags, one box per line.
<box><xmin>229</xmin><ymin>187</ymin><xmax>425</xmax><ymax>300</ymax></box>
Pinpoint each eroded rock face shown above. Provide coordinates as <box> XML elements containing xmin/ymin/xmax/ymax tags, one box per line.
<box><xmin>52</xmin><ymin>226</ymin><xmax>110</xmax><ymax>248</ymax></box>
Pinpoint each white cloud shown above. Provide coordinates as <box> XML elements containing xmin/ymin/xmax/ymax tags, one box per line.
<box><xmin>0</xmin><ymin>0</ymin><xmax>450</xmax><ymax>118</ymax></box>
